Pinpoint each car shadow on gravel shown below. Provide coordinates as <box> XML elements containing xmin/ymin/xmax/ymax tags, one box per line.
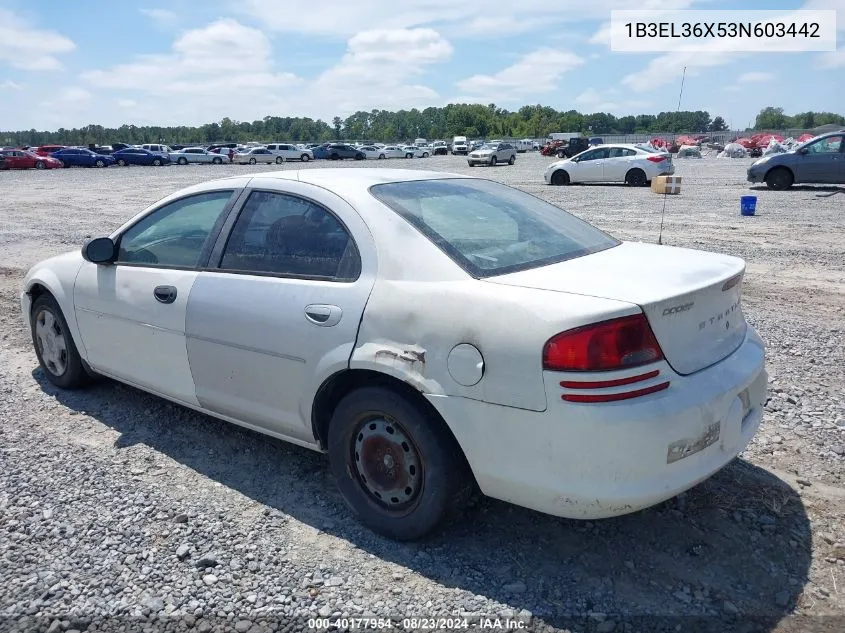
<box><xmin>748</xmin><ymin>185</ymin><xmax>844</xmax><ymax>193</ymax></box>
<box><xmin>36</xmin><ymin>371</ymin><xmax>812</xmax><ymax>632</ymax></box>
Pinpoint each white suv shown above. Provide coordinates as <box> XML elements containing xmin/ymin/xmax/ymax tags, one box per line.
<box><xmin>265</xmin><ymin>143</ymin><xmax>313</xmax><ymax>162</ymax></box>
<box><xmin>139</xmin><ymin>144</ymin><xmax>178</xmax><ymax>161</ymax></box>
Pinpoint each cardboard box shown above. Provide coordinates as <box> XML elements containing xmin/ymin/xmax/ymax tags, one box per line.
<box><xmin>651</xmin><ymin>175</ymin><xmax>682</xmax><ymax>194</ymax></box>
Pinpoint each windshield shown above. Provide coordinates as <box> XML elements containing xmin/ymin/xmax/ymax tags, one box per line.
<box><xmin>370</xmin><ymin>178</ymin><xmax>620</xmax><ymax>278</ymax></box>
<box><xmin>479</xmin><ymin>144</ymin><xmax>497</xmax><ymax>150</ymax></box>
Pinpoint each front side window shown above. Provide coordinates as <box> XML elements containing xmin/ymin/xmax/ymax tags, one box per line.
<box><xmin>117</xmin><ymin>191</ymin><xmax>234</xmax><ymax>267</ymax></box>
<box><xmin>370</xmin><ymin>178</ymin><xmax>619</xmax><ymax>278</ymax></box>
<box><xmin>219</xmin><ymin>191</ymin><xmax>361</xmax><ymax>280</ymax></box>
<box><xmin>806</xmin><ymin>135</ymin><xmax>843</xmax><ymax>154</ymax></box>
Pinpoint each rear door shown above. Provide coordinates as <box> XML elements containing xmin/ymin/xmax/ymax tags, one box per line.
<box><xmin>603</xmin><ymin>147</ymin><xmax>635</xmax><ymax>181</ymax></box>
<box><xmin>185</xmin><ymin>181</ymin><xmax>377</xmax><ymax>441</ymax></box>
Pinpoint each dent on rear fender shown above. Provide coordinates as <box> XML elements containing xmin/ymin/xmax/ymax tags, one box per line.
<box><xmin>352</xmin><ymin>341</ymin><xmax>441</xmax><ymax>393</ymax></box>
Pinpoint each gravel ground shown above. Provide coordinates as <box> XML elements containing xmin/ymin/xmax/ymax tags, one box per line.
<box><xmin>1</xmin><ymin>154</ymin><xmax>844</xmax><ymax>633</ymax></box>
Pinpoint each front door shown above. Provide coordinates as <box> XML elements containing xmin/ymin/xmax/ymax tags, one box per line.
<box><xmin>74</xmin><ymin>189</ymin><xmax>238</xmax><ymax>405</ymax></box>
<box><xmin>185</xmin><ymin>182</ymin><xmax>376</xmax><ymax>441</ymax></box>
<box><xmin>572</xmin><ymin>148</ymin><xmax>607</xmax><ymax>182</ymax></box>
<box><xmin>794</xmin><ymin>135</ymin><xmax>845</xmax><ymax>183</ymax></box>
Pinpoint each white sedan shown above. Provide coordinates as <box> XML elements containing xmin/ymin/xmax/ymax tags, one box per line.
<box><xmin>21</xmin><ymin>169</ymin><xmax>767</xmax><ymax>541</ymax></box>
<box><xmin>380</xmin><ymin>146</ymin><xmax>406</xmax><ymax>159</ymax></box>
<box><xmin>544</xmin><ymin>143</ymin><xmax>674</xmax><ymax>186</ymax></box>
<box><xmin>232</xmin><ymin>147</ymin><xmax>283</xmax><ymax>165</ymax></box>
<box><xmin>171</xmin><ymin>148</ymin><xmax>227</xmax><ymax>165</ymax></box>
<box><xmin>358</xmin><ymin>146</ymin><xmax>390</xmax><ymax>159</ymax></box>
<box><xmin>402</xmin><ymin>145</ymin><xmax>430</xmax><ymax>158</ymax></box>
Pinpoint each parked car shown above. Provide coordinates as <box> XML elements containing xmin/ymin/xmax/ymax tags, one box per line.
<box><xmin>112</xmin><ymin>148</ymin><xmax>171</xmax><ymax>166</ymax></box>
<box><xmin>207</xmin><ymin>143</ymin><xmax>240</xmax><ymax>153</ymax></box>
<box><xmin>544</xmin><ymin>144</ymin><xmax>674</xmax><ymax>186</ymax></box>
<box><xmin>380</xmin><ymin>146</ymin><xmax>406</xmax><ymax>159</ymax></box>
<box><xmin>0</xmin><ymin>153</ymin><xmax>4</xmax><ymax>170</ymax></box>
<box><xmin>467</xmin><ymin>142</ymin><xmax>516</xmax><ymax>166</ymax></box>
<box><xmin>0</xmin><ymin>149</ymin><xmax>62</xmax><ymax>169</ymax></box>
<box><xmin>34</xmin><ymin>145</ymin><xmax>65</xmax><ymax>157</ymax></box>
<box><xmin>88</xmin><ymin>144</ymin><xmax>113</xmax><ymax>155</ymax></box>
<box><xmin>233</xmin><ymin>147</ymin><xmax>281</xmax><ymax>165</ymax></box>
<box><xmin>323</xmin><ymin>144</ymin><xmax>366</xmax><ymax>160</ymax></box>
<box><xmin>51</xmin><ymin>148</ymin><xmax>115</xmax><ymax>168</ymax></box>
<box><xmin>357</xmin><ymin>146</ymin><xmax>390</xmax><ymax>159</ymax></box>
<box><xmin>170</xmin><ymin>148</ymin><xmax>227</xmax><ymax>165</ymax></box>
<box><xmin>401</xmin><ymin>145</ymin><xmax>429</xmax><ymax>158</ymax></box>
<box><xmin>265</xmin><ymin>143</ymin><xmax>313</xmax><ymax>162</ymax></box>
<box><xmin>139</xmin><ymin>144</ymin><xmax>179</xmax><ymax>162</ymax></box>
<box><xmin>430</xmin><ymin>141</ymin><xmax>449</xmax><ymax>155</ymax></box>
<box><xmin>21</xmin><ymin>168</ymin><xmax>767</xmax><ymax>541</ymax></box>
<box><xmin>110</xmin><ymin>143</ymin><xmax>132</xmax><ymax>152</ymax></box>
<box><xmin>747</xmin><ymin>132</ymin><xmax>845</xmax><ymax>190</ymax></box>
<box><xmin>452</xmin><ymin>136</ymin><xmax>469</xmax><ymax>155</ymax></box>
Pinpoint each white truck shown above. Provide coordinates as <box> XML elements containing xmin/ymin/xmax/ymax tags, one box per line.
<box><xmin>451</xmin><ymin>135</ymin><xmax>468</xmax><ymax>155</ymax></box>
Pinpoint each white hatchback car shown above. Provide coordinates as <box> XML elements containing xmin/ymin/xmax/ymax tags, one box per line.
<box><xmin>545</xmin><ymin>143</ymin><xmax>675</xmax><ymax>186</ymax></box>
<box><xmin>22</xmin><ymin>169</ymin><xmax>766</xmax><ymax>541</ymax></box>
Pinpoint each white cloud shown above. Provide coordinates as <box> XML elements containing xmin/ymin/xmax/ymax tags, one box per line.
<box><xmin>816</xmin><ymin>47</ymin><xmax>845</xmax><ymax>68</ymax></box>
<box><xmin>458</xmin><ymin>49</ymin><xmax>584</xmax><ymax>98</ymax></box>
<box><xmin>57</xmin><ymin>87</ymin><xmax>91</xmax><ymax>103</ymax></box>
<box><xmin>117</xmin><ymin>99</ymin><xmax>138</xmax><ymax>108</ymax></box>
<box><xmin>237</xmin><ymin>0</ymin><xmax>704</xmax><ymax>38</ymax></box>
<box><xmin>0</xmin><ymin>9</ymin><xmax>75</xmax><ymax>71</ymax></box>
<box><xmin>140</xmin><ymin>8</ymin><xmax>178</xmax><ymax>25</ymax></box>
<box><xmin>575</xmin><ymin>87</ymin><xmax>651</xmax><ymax>113</ymax></box>
<box><xmin>82</xmin><ymin>19</ymin><xmax>300</xmax><ymax>101</ymax></box>
<box><xmin>737</xmin><ymin>72</ymin><xmax>775</xmax><ymax>83</ymax></box>
<box><xmin>1</xmin><ymin>80</ymin><xmax>23</xmax><ymax>90</ymax></box>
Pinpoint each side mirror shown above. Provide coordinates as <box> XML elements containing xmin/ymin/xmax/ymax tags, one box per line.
<box><xmin>82</xmin><ymin>237</ymin><xmax>117</xmax><ymax>264</ymax></box>
<box><xmin>796</xmin><ymin>147</ymin><xmax>808</xmax><ymax>155</ymax></box>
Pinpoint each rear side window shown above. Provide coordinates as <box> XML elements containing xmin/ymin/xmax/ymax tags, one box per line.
<box><xmin>370</xmin><ymin>178</ymin><xmax>619</xmax><ymax>278</ymax></box>
<box><xmin>219</xmin><ymin>191</ymin><xmax>361</xmax><ymax>280</ymax></box>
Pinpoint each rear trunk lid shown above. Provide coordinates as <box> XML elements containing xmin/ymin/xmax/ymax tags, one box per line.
<box><xmin>486</xmin><ymin>242</ymin><xmax>747</xmax><ymax>375</ymax></box>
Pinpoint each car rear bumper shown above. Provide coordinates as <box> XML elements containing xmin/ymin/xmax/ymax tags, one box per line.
<box><xmin>426</xmin><ymin>326</ymin><xmax>767</xmax><ymax>519</ymax></box>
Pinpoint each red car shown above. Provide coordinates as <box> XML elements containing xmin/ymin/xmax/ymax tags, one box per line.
<box><xmin>0</xmin><ymin>149</ymin><xmax>62</xmax><ymax>170</ymax></box>
<box><xmin>35</xmin><ymin>144</ymin><xmax>65</xmax><ymax>156</ymax></box>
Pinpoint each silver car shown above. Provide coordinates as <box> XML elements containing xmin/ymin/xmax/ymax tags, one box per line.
<box><xmin>468</xmin><ymin>142</ymin><xmax>517</xmax><ymax>167</ymax></box>
<box><xmin>171</xmin><ymin>148</ymin><xmax>227</xmax><ymax>165</ymax></box>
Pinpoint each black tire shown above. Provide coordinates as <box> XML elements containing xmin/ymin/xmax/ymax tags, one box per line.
<box><xmin>330</xmin><ymin>153</ymin><xmax>340</xmax><ymax>160</ymax></box>
<box><xmin>508</xmin><ymin>155</ymin><xmax>515</xmax><ymax>165</ymax></box>
<box><xmin>62</xmin><ymin>161</ymin><xmax>72</xmax><ymax>168</ymax></box>
<box><xmin>489</xmin><ymin>155</ymin><xmax>497</xmax><ymax>166</ymax></box>
<box><xmin>30</xmin><ymin>294</ymin><xmax>91</xmax><ymax>390</ymax></box>
<box><xmin>355</xmin><ymin>153</ymin><xmax>365</xmax><ymax>160</ymax></box>
<box><xmin>422</xmin><ymin>152</ymin><xmax>429</xmax><ymax>158</ymax></box>
<box><xmin>406</xmin><ymin>153</ymin><xmax>413</xmax><ymax>159</ymax></box>
<box><xmin>378</xmin><ymin>154</ymin><xmax>385</xmax><ymax>159</ymax></box>
<box><xmin>35</xmin><ymin>161</ymin><xmax>45</xmax><ymax>170</ymax></box>
<box><xmin>625</xmin><ymin>168</ymin><xmax>648</xmax><ymax>187</ymax></box>
<box><xmin>327</xmin><ymin>386</ymin><xmax>472</xmax><ymax>541</ymax></box>
<box><xmin>301</xmin><ymin>154</ymin><xmax>310</xmax><ymax>162</ymax></box>
<box><xmin>557</xmin><ymin>151</ymin><xmax>566</xmax><ymax>158</ymax></box>
<box><xmin>212</xmin><ymin>157</ymin><xmax>222</xmax><ymax>165</ymax></box>
<box><xmin>765</xmin><ymin>167</ymin><xmax>793</xmax><ymax>191</ymax></box>
<box><xmin>117</xmin><ymin>159</ymin><xmax>127</xmax><ymax>166</ymax></box>
<box><xmin>275</xmin><ymin>156</ymin><xmax>284</xmax><ymax>164</ymax></box>
<box><xmin>178</xmin><ymin>157</ymin><xmax>188</xmax><ymax>165</ymax></box>
<box><xmin>249</xmin><ymin>158</ymin><xmax>257</xmax><ymax>165</ymax></box>
<box><xmin>152</xmin><ymin>158</ymin><xmax>162</xmax><ymax>166</ymax></box>
<box><xmin>95</xmin><ymin>160</ymin><xmax>105</xmax><ymax>168</ymax></box>
<box><xmin>551</xmin><ymin>170</ymin><xmax>570</xmax><ymax>186</ymax></box>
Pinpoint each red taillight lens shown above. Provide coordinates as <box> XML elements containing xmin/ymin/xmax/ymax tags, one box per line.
<box><xmin>646</xmin><ymin>155</ymin><xmax>667</xmax><ymax>162</ymax></box>
<box><xmin>542</xmin><ymin>314</ymin><xmax>664</xmax><ymax>372</ymax></box>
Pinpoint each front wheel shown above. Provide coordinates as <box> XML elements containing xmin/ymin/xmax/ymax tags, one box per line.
<box><xmin>212</xmin><ymin>157</ymin><xmax>222</xmax><ymax>164</ymax></box>
<box><xmin>249</xmin><ymin>158</ymin><xmax>257</xmax><ymax>165</ymax></box>
<box><xmin>301</xmin><ymin>154</ymin><xmax>310</xmax><ymax>162</ymax></box>
<box><xmin>355</xmin><ymin>153</ymin><xmax>365</xmax><ymax>160</ymax></box>
<box><xmin>422</xmin><ymin>152</ymin><xmax>429</xmax><ymax>158</ymax></box>
<box><xmin>489</xmin><ymin>156</ymin><xmax>497</xmax><ymax>166</ymax></box>
<box><xmin>35</xmin><ymin>161</ymin><xmax>45</xmax><ymax>170</ymax></box>
<box><xmin>117</xmin><ymin>159</ymin><xmax>127</xmax><ymax>167</ymax></box>
<box><xmin>328</xmin><ymin>386</ymin><xmax>472</xmax><ymax>541</ymax></box>
<box><xmin>95</xmin><ymin>160</ymin><xmax>105</xmax><ymax>168</ymax></box>
<box><xmin>275</xmin><ymin>156</ymin><xmax>284</xmax><ymax>164</ymax></box>
<box><xmin>765</xmin><ymin>167</ymin><xmax>793</xmax><ymax>191</ymax></box>
<box><xmin>508</xmin><ymin>155</ymin><xmax>515</xmax><ymax>165</ymax></box>
<box><xmin>378</xmin><ymin>154</ymin><xmax>385</xmax><ymax>160</ymax></box>
<box><xmin>152</xmin><ymin>158</ymin><xmax>162</xmax><ymax>166</ymax></box>
<box><xmin>551</xmin><ymin>170</ymin><xmax>569</xmax><ymax>186</ymax></box>
<box><xmin>31</xmin><ymin>294</ymin><xmax>91</xmax><ymax>390</ymax></box>
<box><xmin>178</xmin><ymin>157</ymin><xmax>188</xmax><ymax>165</ymax></box>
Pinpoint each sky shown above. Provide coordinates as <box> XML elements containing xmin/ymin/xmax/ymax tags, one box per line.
<box><xmin>0</xmin><ymin>0</ymin><xmax>843</xmax><ymax>132</ymax></box>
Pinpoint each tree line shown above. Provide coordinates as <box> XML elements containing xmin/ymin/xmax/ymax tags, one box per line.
<box><xmin>2</xmin><ymin>105</ymin><xmax>842</xmax><ymax>147</ymax></box>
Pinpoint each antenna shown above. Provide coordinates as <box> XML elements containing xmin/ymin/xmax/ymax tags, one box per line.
<box><xmin>658</xmin><ymin>65</ymin><xmax>686</xmax><ymax>246</ymax></box>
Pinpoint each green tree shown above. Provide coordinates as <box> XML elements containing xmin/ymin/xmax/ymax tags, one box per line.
<box><xmin>709</xmin><ymin>116</ymin><xmax>728</xmax><ymax>131</ymax></box>
<box><xmin>332</xmin><ymin>117</ymin><xmax>343</xmax><ymax>139</ymax></box>
<box><xmin>754</xmin><ymin>107</ymin><xmax>788</xmax><ymax>130</ymax></box>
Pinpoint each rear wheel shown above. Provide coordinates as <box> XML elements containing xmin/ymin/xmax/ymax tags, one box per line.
<box><xmin>765</xmin><ymin>167</ymin><xmax>793</xmax><ymax>191</ymax></box>
<box><xmin>422</xmin><ymin>152</ymin><xmax>429</xmax><ymax>158</ymax></box>
<box><xmin>62</xmin><ymin>161</ymin><xmax>72</xmax><ymax>168</ymax></box>
<box><xmin>95</xmin><ymin>159</ymin><xmax>105</xmax><ymax>168</ymax></box>
<box><xmin>301</xmin><ymin>154</ymin><xmax>310</xmax><ymax>162</ymax></box>
<box><xmin>212</xmin><ymin>157</ymin><xmax>222</xmax><ymax>165</ymax></box>
<box><xmin>249</xmin><ymin>157</ymin><xmax>257</xmax><ymax>165</ymax></box>
<box><xmin>508</xmin><ymin>155</ymin><xmax>515</xmax><ymax>165</ymax></box>
<box><xmin>30</xmin><ymin>294</ymin><xmax>91</xmax><ymax>390</ymax></box>
<box><xmin>489</xmin><ymin>155</ymin><xmax>497</xmax><ymax>166</ymax></box>
<box><xmin>275</xmin><ymin>156</ymin><xmax>284</xmax><ymax>164</ymax></box>
<box><xmin>378</xmin><ymin>154</ymin><xmax>385</xmax><ymax>159</ymax></box>
<box><xmin>177</xmin><ymin>157</ymin><xmax>188</xmax><ymax>165</ymax></box>
<box><xmin>328</xmin><ymin>386</ymin><xmax>472</xmax><ymax>541</ymax></box>
<box><xmin>330</xmin><ymin>153</ymin><xmax>340</xmax><ymax>160</ymax></box>
<box><xmin>117</xmin><ymin>159</ymin><xmax>127</xmax><ymax>167</ymax></box>
<box><xmin>35</xmin><ymin>161</ymin><xmax>45</xmax><ymax>170</ymax></box>
<box><xmin>625</xmin><ymin>168</ymin><xmax>647</xmax><ymax>187</ymax></box>
<box><xmin>551</xmin><ymin>170</ymin><xmax>569</xmax><ymax>186</ymax></box>
<box><xmin>355</xmin><ymin>153</ymin><xmax>365</xmax><ymax>160</ymax></box>
<box><xmin>406</xmin><ymin>153</ymin><xmax>413</xmax><ymax>159</ymax></box>
<box><xmin>152</xmin><ymin>158</ymin><xmax>162</xmax><ymax>167</ymax></box>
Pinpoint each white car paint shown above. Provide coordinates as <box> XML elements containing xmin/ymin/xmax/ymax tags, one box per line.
<box><xmin>401</xmin><ymin>146</ymin><xmax>430</xmax><ymax>158</ymax></box>
<box><xmin>21</xmin><ymin>168</ymin><xmax>766</xmax><ymax>532</ymax></box>
<box><xmin>544</xmin><ymin>143</ymin><xmax>675</xmax><ymax>185</ymax></box>
<box><xmin>379</xmin><ymin>146</ymin><xmax>407</xmax><ymax>159</ymax></box>
<box><xmin>358</xmin><ymin>146</ymin><xmax>389</xmax><ymax>160</ymax></box>
<box><xmin>171</xmin><ymin>148</ymin><xmax>227</xmax><ymax>165</ymax></box>
<box><xmin>232</xmin><ymin>147</ymin><xmax>282</xmax><ymax>165</ymax></box>
<box><xmin>265</xmin><ymin>143</ymin><xmax>313</xmax><ymax>162</ymax></box>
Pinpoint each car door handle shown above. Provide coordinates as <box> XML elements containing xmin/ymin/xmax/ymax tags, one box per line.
<box><xmin>305</xmin><ymin>304</ymin><xmax>342</xmax><ymax>327</ymax></box>
<box><xmin>153</xmin><ymin>285</ymin><xmax>178</xmax><ymax>304</ymax></box>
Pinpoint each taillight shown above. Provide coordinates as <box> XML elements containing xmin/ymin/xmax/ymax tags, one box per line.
<box><xmin>542</xmin><ymin>314</ymin><xmax>664</xmax><ymax>372</ymax></box>
<box><xmin>647</xmin><ymin>155</ymin><xmax>667</xmax><ymax>162</ymax></box>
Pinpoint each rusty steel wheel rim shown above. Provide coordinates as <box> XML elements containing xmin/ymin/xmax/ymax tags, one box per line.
<box><xmin>352</xmin><ymin>415</ymin><xmax>423</xmax><ymax>511</ymax></box>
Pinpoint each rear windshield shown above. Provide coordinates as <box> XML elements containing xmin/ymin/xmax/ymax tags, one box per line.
<box><xmin>370</xmin><ymin>178</ymin><xmax>619</xmax><ymax>278</ymax></box>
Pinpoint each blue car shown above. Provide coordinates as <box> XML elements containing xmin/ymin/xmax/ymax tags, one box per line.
<box><xmin>112</xmin><ymin>148</ymin><xmax>171</xmax><ymax>166</ymax></box>
<box><xmin>51</xmin><ymin>148</ymin><xmax>115</xmax><ymax>168</ymax></box>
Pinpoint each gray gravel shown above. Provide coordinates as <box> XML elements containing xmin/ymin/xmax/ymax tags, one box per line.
<box><xmin>1</xmin><ymin>154</ymin><xmax>844</xmax><ymax>632</ymax></box>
